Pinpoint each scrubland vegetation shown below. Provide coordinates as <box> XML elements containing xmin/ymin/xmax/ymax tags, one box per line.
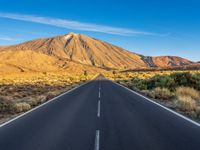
<box><xmin>107</xmin><ymin>70</ymin><xmax>200</xmax><ymax>120</ymax></box>
<box><xmin>0</xmin><ymin>72</ymin><xmax>94</xmax><ymax>123</ymax></box>
<box><xmin>1</xmin><ymin>69</ymin><xmax>200</xmax><ymax>123</ymax></box>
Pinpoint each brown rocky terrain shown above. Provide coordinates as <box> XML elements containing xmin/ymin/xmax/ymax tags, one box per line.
<box><xmin>0</xmin><ymin>32</ymin><xmax>195</xmax><ymax>72</ymax></box>
<box><xmin>151</xmin><ymin>56</ymin><xmax>193</xmax><ymax>67</ymax></box>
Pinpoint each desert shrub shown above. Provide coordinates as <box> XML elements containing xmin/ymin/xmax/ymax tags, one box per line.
<box><xmin>153</xmin><ymin>87</ymin><xmax>174</xmax><ymax>100</ymax></box>
<box><xmin>27</xmin><ymin>96</ymin><xmax>46</xmax><ymax>107</ymax></box>
<box><xmin>113</xmin><ymin>71</ymin><xmax>200</xmax><ymax>119</ymax></box>
<box><xmin>0</xmin><ymin>72</ymin><xmax>92</xmax><ymax>119</ymax></box>
<box><xmin>146</xmin><ymin>75</ymin><xmax>175</xmax><ymax>90</ymax></box>
<box><xmin>190</xmin><ymin>73</ymin><xmax>200</xmax><ymax>90</ymax></box>
<box><xmin>112</xmin><ymin>70</ymin><xmax>117</xmax><ymax>75</ymax></box>
<box><xmin>45</xmin><ymin>91</ymin><xmax>61</xmax><ymax>100</ymax></box>
<box><xmin>176</xmin><ymin>87</ymin><xmax>200</xmax><ymax>100</ymax></box>
<box><xmin>129</xmin><ymin>72</ymin><xmax>200</xmax><ymax>91</ymax></box>
<box><xmin>176</xmin><ymin>96</ymin><xmax>197</xmax><ymax>111</ymax></box>
<box><xmin>141</xmin><ymin>90</ymin><xmax>156</xmax><ymax>99</ymax></box>
<box><xmin>170</xmin><ymin>72</ymin><xmax>192</xmax><ymax>86</ymax></box>
<box><xmin>155</xmin><ymin>76</ymin><xmax>175</xmax><ymax>90</ymax></box>
<box><xmin>28</xmin><ymin>99</ymin><xmax>41</xmax><ymax>107</ymax></box>
<box><xmin>195</xmin><ymin>107</ymin><xmax>200</xmax><ymax>117</ymax></box>
<box><xmin>132</xmin><ymin>79</ymin><xmax>148</xmax><ymax>90</ymax></box>
<box><xmin>118</xmin><ymin>81</ymin><xmax>127</xmax><ymax>86</ymax></box>
<box><xmin>13</xmin><ymin>102</ymin><xmax>31</xmax><ymax>113</ymax></box>
<box><xmin>0</xmin><ymin>100</ymin><xmax>13</xmax><ymax>113</ymax></box>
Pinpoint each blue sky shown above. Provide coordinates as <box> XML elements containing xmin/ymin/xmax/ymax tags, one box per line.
<box><xmin>0</xmin><ymin>0</ymin><xmax>199</xmax><ymax>61</ymax></box>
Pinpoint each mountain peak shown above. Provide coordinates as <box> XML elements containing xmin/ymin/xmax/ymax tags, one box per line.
<box><xmin>68</xmin><ymin>32</ymin><xmax>78</xmax><ymax>36</ymax></box>
<box><xmin>0</xmin><ymin>33</ymin><xmax>194</xmax><ymax>72</ymax></box>
<box><xmin>62</xmin><ymin>32</ymin><xmax>78</xmax><ymax>40</ymax></box>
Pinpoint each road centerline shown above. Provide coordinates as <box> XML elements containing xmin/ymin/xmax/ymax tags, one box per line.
<box><xmin>94</xmin><ymin>130</ymin><xmax>100</xmax><ymax>150</ymax></box>
<box><xmin>98</xmin><ymin>91</ymin><xmax>101</xmax><ymax>98</ymax></box>
<box><xmin>97</xmin><ymin>100</ymin><xmax>101</xmax><ymax>117</ymax></box>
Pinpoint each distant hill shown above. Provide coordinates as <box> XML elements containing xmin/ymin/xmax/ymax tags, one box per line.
<box><xmin>151</xmin><ymin>56</ymin><xmax>193</xmax><ymax>67</ymax></box>
<box><xmin>0</xmin><ymin>32</ymin><xmax>195</xmax><ymax>73</ymax></box>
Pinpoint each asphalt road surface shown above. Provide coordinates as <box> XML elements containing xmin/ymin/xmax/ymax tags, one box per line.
<box><xmin>0</xmin><ymin>77</ymin><xmax>200</xmax><ymax>150</ymax></box>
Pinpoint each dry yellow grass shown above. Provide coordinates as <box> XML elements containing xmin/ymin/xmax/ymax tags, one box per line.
<box><xmin>106</xmin><ymin>70</ymin><xmax>200</xmax><ymax>81</ymax></box>
<box><xmin>176</xmin><ymin>95</ymin><xmax>197</xmax><ymax>111</ymax></box>
<box><xmin>0</xmin><ymin>72</ymin><xmax>95</xmax><ymax>119</ymax></box>
<box><xmin>0</xmin><ymin>72</ymin><xmax>95</xmax><ymax>86</ymax></box>
<box><xmin>13</xmin><ymin>102</ymin><xmax>31</xmax><ymax>113</ymax></box>
<box><xmin>176</xmin><ymin>87</ymin><xmax>200</xmax><ymax>100</ymax></box>
<box><xmin>153</xmin><ymin>87</ymin><xmax>173</xmax><ymax>100</ymax></box>
<box><xmin>141</xmin><ymin>88</ymin><xmax>173</xmax><ymax>101</ymax></box>
<box><xmin>111</xmin><ymin>71</ymin><xmax>200</xmax><ymax>120</ymax></box>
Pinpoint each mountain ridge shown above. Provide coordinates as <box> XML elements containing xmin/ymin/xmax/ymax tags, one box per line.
<box><xmin>0</xmin><ymin>32</ymin><xmax>195</xmax><ymax>72</ymax></box>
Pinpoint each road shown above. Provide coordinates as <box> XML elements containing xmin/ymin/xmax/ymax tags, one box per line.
<box><xmin>0</xmin><ymin>77</ymin><xmax>200</xmax><ymax>150</ymax></box>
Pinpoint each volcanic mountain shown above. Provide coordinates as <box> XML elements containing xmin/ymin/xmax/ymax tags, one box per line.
<box><xmin>0</xmin><ymin>32</ymin><xmax>194</xmax><ymax>72</ymax></box>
